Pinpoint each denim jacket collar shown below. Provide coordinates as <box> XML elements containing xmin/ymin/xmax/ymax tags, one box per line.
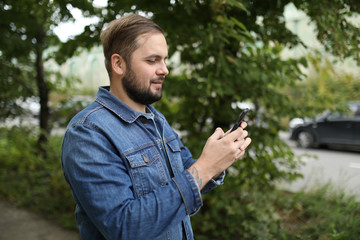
<box><xmin>95</xmin><ymin>86</ymin><xmax>162</xmax><ymax>123</ymax></box>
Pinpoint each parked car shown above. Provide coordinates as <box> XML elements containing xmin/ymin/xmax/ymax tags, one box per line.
<box><xmin>289</xmin><ymin>102</ymin><xmax>360</xmax><ymax>149</ymax></box>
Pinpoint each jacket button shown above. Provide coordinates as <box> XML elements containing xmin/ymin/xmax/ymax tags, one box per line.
<box><xmin>142</xmin><ymin>154</ymin><xmax>149</xmax><ymax>163</ymax></box>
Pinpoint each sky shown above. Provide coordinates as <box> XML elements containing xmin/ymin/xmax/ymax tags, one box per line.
<box><xmin>54</xmin><ymin>0</ymin><xmax>107</xmax><ymax>42</ymax></box>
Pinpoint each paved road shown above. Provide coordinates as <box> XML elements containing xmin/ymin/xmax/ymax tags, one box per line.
<box><xmin>279</xmin><ymin>132</ymin><xmax>360</xmax><ymax>200</ymax></box>
<box><xmin>0</xmin><ymin>201</ymin><xmax>80</xmax><ymax>240</ymax></box>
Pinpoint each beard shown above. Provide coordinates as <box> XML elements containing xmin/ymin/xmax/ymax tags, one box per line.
<box><xmin>122</xmin><ymin>67</ymin><xmax>164</xmax><ymax>105</ymax></box>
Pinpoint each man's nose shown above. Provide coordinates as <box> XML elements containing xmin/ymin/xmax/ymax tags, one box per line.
<box><xmin>157</xmin><ymin>62</ymin><xmax>169</xmax><ymax>76</ymax></box>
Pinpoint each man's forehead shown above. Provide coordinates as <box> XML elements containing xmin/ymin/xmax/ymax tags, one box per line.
<box><xmin>136</xmin><ymin>33</ymin><xmax>168</xmax><ymax>57</ymax></box>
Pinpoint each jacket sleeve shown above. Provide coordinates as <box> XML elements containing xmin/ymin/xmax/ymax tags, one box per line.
<box><xmin>61</xmin><ymin>123</ymin><xmax>202</xmax><ymax>240</ymax></box>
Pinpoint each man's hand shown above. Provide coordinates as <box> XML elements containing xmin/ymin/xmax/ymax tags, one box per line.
<box><xmin>188</xmin><ymin>122</ymin><xmax>251</xmax><ymax>189</ymax></box>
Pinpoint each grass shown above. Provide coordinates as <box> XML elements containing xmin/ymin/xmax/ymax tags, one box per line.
<box><xmin>277</xmin><ymin>184</ymin><xmax>360</xmax><ymax>239</ymax></box>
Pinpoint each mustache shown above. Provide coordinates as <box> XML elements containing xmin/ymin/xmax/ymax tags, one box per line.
<box><xmin>151</xmin><ymin>77</ymin><xmax>165</xmax><ymax>82</ymax></box>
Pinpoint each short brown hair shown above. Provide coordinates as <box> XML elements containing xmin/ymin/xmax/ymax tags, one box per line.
<box><xmin>100</xmin><ymin>14</ymin><xmax>164</xmax><ymax>79</ymax></box>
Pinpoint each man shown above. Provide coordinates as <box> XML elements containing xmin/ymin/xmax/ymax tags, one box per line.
<box><xmin>61</xmin><ymin>14</ymin><xmax>251</xmax><ymax>240</ymax></box>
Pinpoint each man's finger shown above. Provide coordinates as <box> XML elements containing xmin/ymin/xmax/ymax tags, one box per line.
<box><xmin>240</xmin><ymin>138</ymin><xmax>252</xmax><ymax>151</ymax></box>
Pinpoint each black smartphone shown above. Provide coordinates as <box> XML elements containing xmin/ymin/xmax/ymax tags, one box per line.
<box><xmin>230</xmin><ymin>108</ymin><xmax>249</xmax><ymax>132</ymax></box>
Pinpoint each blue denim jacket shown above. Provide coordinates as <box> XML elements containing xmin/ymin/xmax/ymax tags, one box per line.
<box><xmin>61</xmin><ymin>87</ymin><xmax>224</xmax><ymax>240</ymax></box>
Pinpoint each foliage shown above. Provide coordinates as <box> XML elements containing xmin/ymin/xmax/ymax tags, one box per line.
<box><xmin>0</xmin><ymin>127</ymin><xmax>76</xmax><ymax>229</ymax></box>
<box><xmin>51</xmin><ymin>95</ymin><xmax>92</xmax><ymax>128</ymax></box>
<box><xmin>279</xmin><ymin>184</ymin><xmax>360</xmax><ymax>239</ymax></box>
<box><xmin>0</xmin><ymin>54</ymin><xmax>36</xmax><ymax>120</ymax></box>
<box><xmin>192</xmin><ymin>186</ymin><xmax>285</xmax><ymax>240</ymax></box>
<box><xmin>191</xmin><ymin>182</ymin><xmax>360</xmax><ymax>240</ymax></box>
<box><xmin>286</xmin><ymin>51</ymin><xmax>360</xmax><ymax>119</ymax></box>
<box><xmin>292</xmin><ymin>0</ymin><xmax>360</xmax><ymax>63</ymax></box>
<box><xmin>2</xmin><ymin>126</ymin><xmax>359</xmax><ymax>239</ymax></box>
<box><xmin>0</xmin><ymin>0</ymin><xmax>98</xmax><ymax>151</ymax></box>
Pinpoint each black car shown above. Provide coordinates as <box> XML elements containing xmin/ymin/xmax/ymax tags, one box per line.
<box><xmin>289</xmin><ymin>102</ymin><xmax>360</xmax><ymax>149</ymax></box>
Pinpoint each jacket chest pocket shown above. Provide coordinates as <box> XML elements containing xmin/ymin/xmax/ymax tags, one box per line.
<box><xmin>165</xmin><ymin>138</ymin><xmax>184</xmax><ymax>175</ymax></box>
<box><xmin>124</xmin><ymin>146</ymin><xmax>168</xmax><ymax>197</ymax></box>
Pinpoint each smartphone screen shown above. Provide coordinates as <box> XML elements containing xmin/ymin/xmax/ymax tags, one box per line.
<box><xmin>230</xmin><ymin>108</ymin><xmax>249</xmax><ymax>132</ymax></box>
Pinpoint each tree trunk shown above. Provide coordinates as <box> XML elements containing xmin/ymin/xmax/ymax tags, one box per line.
<box><xmin>35</xmin><ymin>29</ymin><xmax>50</xmax><ymax>156</ymax></box>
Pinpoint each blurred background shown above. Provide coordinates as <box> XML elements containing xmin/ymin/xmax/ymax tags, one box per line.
<box><xmin>1</xmin><ymin>0</ymin><xmax>360</xmax><ymax>239</ymax></box>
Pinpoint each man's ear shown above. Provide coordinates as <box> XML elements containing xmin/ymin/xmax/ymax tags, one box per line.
<box><xmin>111</xmin><ymin>54</ymin><xmax>126</xmax><ymax>76</ymax></box>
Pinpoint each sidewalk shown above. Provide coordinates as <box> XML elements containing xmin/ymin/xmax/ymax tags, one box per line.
<box><xmin>0</xmin><ymin>200</ymin><xmax>80</xmax><ymax>240</ymax></box>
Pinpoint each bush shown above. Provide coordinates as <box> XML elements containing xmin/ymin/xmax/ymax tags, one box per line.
<box><xmin>192</xmin><ymin>185</ymin><xmax>285</xmax><ymax>240</ymax></box>
<box><xmin>0</xmin><ymin>126</ymin><xmax>77</xmax><ymax>229</ymax></box>
<box><xmin>278</xmin><ymin>184</ymin><xmax>360</xmax><ymax>240</ymax></box>
<box><xmin>192</xmin><ymin>183</ymin><xmax>360</xmax><ymax>240</ymax></box>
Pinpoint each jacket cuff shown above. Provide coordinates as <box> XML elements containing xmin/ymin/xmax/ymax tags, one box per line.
<box><xmin>201</xmin><ymin>171</ymin><xmax>225</xmax><ymax>194</ymax></box>
<box><xmin>172</xmin><ymin>170</ymin><xmax>203</xmax><ymax>216</ymax></box>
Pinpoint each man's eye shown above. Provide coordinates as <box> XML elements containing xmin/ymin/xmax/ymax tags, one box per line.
<box><xmin>147</xmin><ymin>59</ymin><xmax>156</xmax><ymax>63</ymax></box>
